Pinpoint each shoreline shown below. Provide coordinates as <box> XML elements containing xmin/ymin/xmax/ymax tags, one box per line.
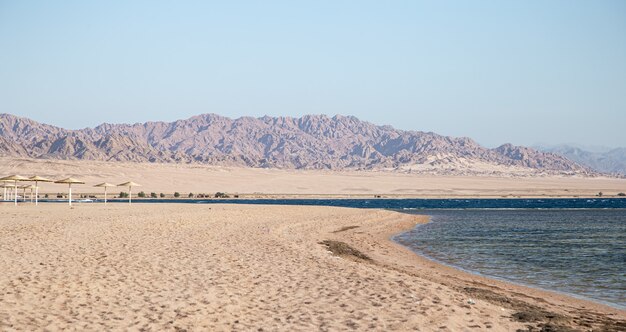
<box><xmin>337</xmin><ymin>210</ymin><xmax>626</xmax><ymax>331</ymax></box>
<box><xmin>7</xmin><ymin>194</ymin><xmax>626</xmax><ymax>200</ymax></box>
<box><xmin>0</xmin><ymin>203</ymin><xmax>624</xmax><ymax>330</ymax></box>
<box><xmin>389</xmin><ymin>218</ymin><xmax>625</xmax><ymax>312</ymax></box>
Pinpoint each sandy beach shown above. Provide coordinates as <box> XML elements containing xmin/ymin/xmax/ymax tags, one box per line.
<box><xmin>0</xmin><ymin>203</ymin><xmax>623</xmax><ymax>331</ymax></box>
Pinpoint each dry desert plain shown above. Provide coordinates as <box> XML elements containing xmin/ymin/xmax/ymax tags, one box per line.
<box><xmin>1</xmin><ymin>157</ymin><xmax>625</xmax><ymax>198</ymax></box>
<box><xmin>0</xmin><ymin>204</ymin><xmax>624</xmax><ymax>331</ymax></box>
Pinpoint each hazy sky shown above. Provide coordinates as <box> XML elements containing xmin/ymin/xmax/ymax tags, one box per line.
<box><xmin>1</xmin><ymin>1</ymin><xmax>625</xmax><ymax>148</ymax></box>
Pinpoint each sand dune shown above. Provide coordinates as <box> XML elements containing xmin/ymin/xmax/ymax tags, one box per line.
<box><xmin>1</xmin><ymin>157</ymin><xmax>625</xmax><ymax>198</ymax></box>
<box><xmin>0</xmin><ymin>204</ymin><xmax>623</xmax><ymax>331</ymax></box>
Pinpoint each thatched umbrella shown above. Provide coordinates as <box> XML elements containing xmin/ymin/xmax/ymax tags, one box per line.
<box><xmin>20</xmin><ymin>184</ymin><xmax>37</xmax><ymax>203</ymax></box>
<box><xmin>54</xmin><ymin>178</ymin><xmax>85</xmax><ymax>206</ymax></box>
<box><xmin>0</xmin><ymin>175</ymin><xmax>30</xmax><ymax>205</ymax></box>
<box><xmin>117</xmin><ymin>181</ymin><xmax>141</xmax><ymax>204</ymax></box>
<box><xmin>29</xmin><ymin>176</ymin><xmax>54</xmax><ymax>205</ymax></box>
<box><xmin>94</xmin><ymin>182</ymin><xmax>116</xmax><ymax>204</ymax></box>
<box><xmin>0</xmin><ymin>180</ymin><xmax>13</xmax><ymax>201</ymax></box>
<box><xmin>1</xmin><ymin>182</ymin><xmax>17</xmax><ymax>202</ymax></box>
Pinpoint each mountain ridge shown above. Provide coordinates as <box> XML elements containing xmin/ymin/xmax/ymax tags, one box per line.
<box><xmin>536</xmin><ymin>144</ymin><xmax>626</xmax><ymax>176</ymax></box>
<box><xmin>0</xmin><ymin>113</ymin><xmax>595</xmax><ymax>176</ymax></box>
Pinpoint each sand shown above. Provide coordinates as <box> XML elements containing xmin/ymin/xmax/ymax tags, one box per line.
<box><xmin>0</xmin><ymin>204</ymin><xmax>623</xmax><ymax>331</ymax></box>
<box><xmin>1</xmin><ymin>157</ymin><xmax>626</xmax><ymax>198</ymax></box>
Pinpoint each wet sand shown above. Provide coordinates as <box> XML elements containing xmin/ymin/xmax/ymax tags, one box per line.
<box><xmin>0</xmin><ymin>204</ymin><xmax>624</xmax><ymax>331</ymax></box>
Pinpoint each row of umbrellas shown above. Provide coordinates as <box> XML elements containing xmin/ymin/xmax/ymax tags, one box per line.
<box><xmin>0</xmin><ymin>175</ymin><xmax>141</xmax><ymax>206</ymax></box>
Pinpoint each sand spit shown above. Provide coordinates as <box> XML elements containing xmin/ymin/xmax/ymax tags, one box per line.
<box><xmin>0</xmin><ymin>204</ymin><xmax>624</xmax><ymax>331</ymax></box>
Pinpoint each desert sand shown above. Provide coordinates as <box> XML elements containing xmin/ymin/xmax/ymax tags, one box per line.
<box><xmin>1</xmin><ymin>157</ymin><xmax>625</xmax><ymax>198</ymax></box>
<box><xmin>0</xmin><ymin>204</ymin><xmax>623</xmax><ymax>331</ymax></box>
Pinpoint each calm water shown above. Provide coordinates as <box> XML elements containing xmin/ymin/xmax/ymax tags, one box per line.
<box><xmin>73</xmin><ymin>197</ymin><xmax>626</xmax><ymax>209</ymax></box>
<box><xmin>394</xmin><ymin>209</ymin><xmax>626</xmax><ymax>309</ymax></box>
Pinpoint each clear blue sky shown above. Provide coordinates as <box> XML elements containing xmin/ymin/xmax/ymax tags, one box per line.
<box><xmin>1</xmin><ymin>1</ymin><xmax>625</xmax><ymax>148</ymax></box>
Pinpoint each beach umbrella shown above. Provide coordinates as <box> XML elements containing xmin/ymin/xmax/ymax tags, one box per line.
<box><xmin>2</xmin><ymin>182</ymin><xmax>19</xmax><ymax>201</ymax></box>
<box><xmin>20</xmin><ymin>184</ymin><xmax>37</xmax><ymax>203</ymax></box>
<box><xmin>94</xmin><ymin>182</ymin><xmax>116</xmax><ymax>204</ymax></box>
<box><xmin>117</xmin><ymin>181</ymin><xmax>141</xmax><ymax>204</ymax></box>
<box><xmin>1</xmin><ymin>182</ymin><xmax>16</xmax><ymax>202</ymax></box>
<box><xmin>29</xmin><ymin>175</ymin><xmax>53</xmax><ymax>206</ymax></box>
<box><xmin>0</xmin><ymin>180</ymin><xmax>12</xmax><ymax>201</ymax></box>
<box><xmin>54</xmin><ymin>178</ymin><xmax>85</xmax><ymax>206</ymax></box>
<box><xmin>0</xmin><ymin>175</ymin><xmax>30</xmax><ymax>206</ymax></box>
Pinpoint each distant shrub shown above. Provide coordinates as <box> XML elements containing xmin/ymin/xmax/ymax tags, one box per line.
<box><xmin>618</xmin><ymin>192</ymin><xmax>625</xmax><ymax>197</ymax></box>
<box><xmin>44</xmin><ymin>194</ymin><xmax>49</xmax><ymax>198</ymax></box>
<box><xmin>137</xmin><ymin>191</ymin><xmax>146</xmax><ymax>198</ymax></box>
<box><xmin>174</xmin><ymin>192</ymin><xmax>180</xmax><ymax>198</ymax></box>
<box><xmin>150</xmin><ymin>192</ymin><xmax>157</xmax><ymax>198</ymax></box>
<box><xmin>57</xmin><ymin>193</ymin><xmax>63</xmax><ymax>198</ymax></box>
<box><xmin>160</xmin><ymin>193</ymin><xmax>165</xmax><ymax>198</ymax></box>
<box><xmin>119</xmin><ymin>192</ymin><xmax>129</xmax><ymax>198</ymax></box>
<box><xmin>598</xmin><ymin>192</ymin><xmax>603</xmax><ymax>197</ymax></box>
<box><xmin>215</xmin><ymin>192</ymin><xmax>230</xmax><ymax>198</ymax></box>
<box><xmin>188</xmin><ymin>193</ymin><xmax>194</xmax><ymax>198</ymax></box>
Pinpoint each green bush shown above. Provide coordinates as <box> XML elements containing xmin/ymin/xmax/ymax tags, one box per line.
<box><xmin>618</xmin><ymin>192</ymin><xmax>625</xmax><ymax>196</ymax></box>
<box><xmin>137</xmin><ymin>191</ymin><xmax>146</xmax><ymax>198</ymax></box>
<box><xmin>174</xmin><ymin>192</ymin><xmax>180</xmax><ymax>198</ymax></box>
<box><xmin>160</xmin><ymin>193</ymin><xmax>165</xmax><ymax>198</ymax></box>
<box><xmin>188</xmin><ymin>193</ymin><xmax>194</xmax><ymax>198</ymax></box>
<box><xmin>150</xmin><ymin>192</ymin><xmax>157</xmax><ymax>198</ymax></box>
<box><xmin>119</xmin><ymin>192</ymin><xmax>129</xmax><ymax>198</ymax></box>
<box><xmin>214</xmin><ymin>192</ymin><xmax>230</xmax><ymax>198</ymax></box>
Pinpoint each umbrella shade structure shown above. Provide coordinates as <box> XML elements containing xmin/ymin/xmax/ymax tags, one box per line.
<box><xmin>20</xmin><ymin>185</ymin><xmax>37</xmax><ymax>203</ymax></box>
<box><xmin>0</xmin><ymin>175</ymin><xmax>30</xmax><ymax>206</ymax></box>
<box><xmin>94</xmin><ymin>182</ymin><xmax>116</xmax><ymax>204</ymax></box>
<box><xmin>29</xmin><ymin>176</ymin><xmax>54</xmax><ymax>205</ymax></box>
<box><xmin>1</xmin><ymin>182</ymin><xmax>18</xmax><ymax>202</ymax></box>
<box><xmin>54</xmin><ymin>178</ymin><xmax>85</xmax><ymax>206</ymax></box>
<box><xmin>117</xmin><ymin>181</ymin><xmax>141</xmax><ymax>204</ymax></box>
<box><xmin>1</xmin><ymin>180</ymin><xmax>13</xmax><ymax>201</ymax></box>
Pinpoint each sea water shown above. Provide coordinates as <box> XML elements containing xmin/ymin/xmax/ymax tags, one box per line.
<box><xmin>393</xmin><ymin>209</ymin><xmax>626</xmax><ymax>309</ymax></box>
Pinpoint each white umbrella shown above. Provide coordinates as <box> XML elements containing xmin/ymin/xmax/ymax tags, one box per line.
<box><xmin>0</xmin><ymin>175</ymin><xmax>30</xmax><ymax>206</ymax></box>
<box><xmin>29</xmin><ymin>176</ymin><xmax>54</xmax><ymax>206</ymax></box>
<box><xmin>54</xmin><ymin>178</ymin><xmax>85</xmax><ymax>206</ymax></box>
<box><xmin>117</xmin><ymin>181</ymin><xmax>141</xmax><ymax>205</ymax></box>
<box><xmin>94</xmin><ymin>182</ymin><xmax>116</xmax><ymax>204</ymax></box>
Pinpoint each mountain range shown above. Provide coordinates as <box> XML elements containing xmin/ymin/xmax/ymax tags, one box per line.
<box><xmin>0</xmin><ymin>113</ymin><xmax>595</xmax><ymax>176</ymax></box>
<box><xmin>536</xmin><ymin>145</ymin><xmax>626</xmax><ymax>176</ymax></box>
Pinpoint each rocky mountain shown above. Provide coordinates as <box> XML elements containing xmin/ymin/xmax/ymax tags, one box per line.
<box><xmin>537</xmin><ymin>144</ymin><xmax>626</xmax><ymax>176</ymax></box>
<box><xmin>0</xmin><ymin>113</ymin><xmax>594</xmax><ymax>175</ymax></box>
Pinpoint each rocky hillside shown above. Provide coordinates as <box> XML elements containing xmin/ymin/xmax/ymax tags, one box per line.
<box><xmin>0</xmin><ymin>113</ymin><xmax>594</xmax><ymax>175</ymax></box>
